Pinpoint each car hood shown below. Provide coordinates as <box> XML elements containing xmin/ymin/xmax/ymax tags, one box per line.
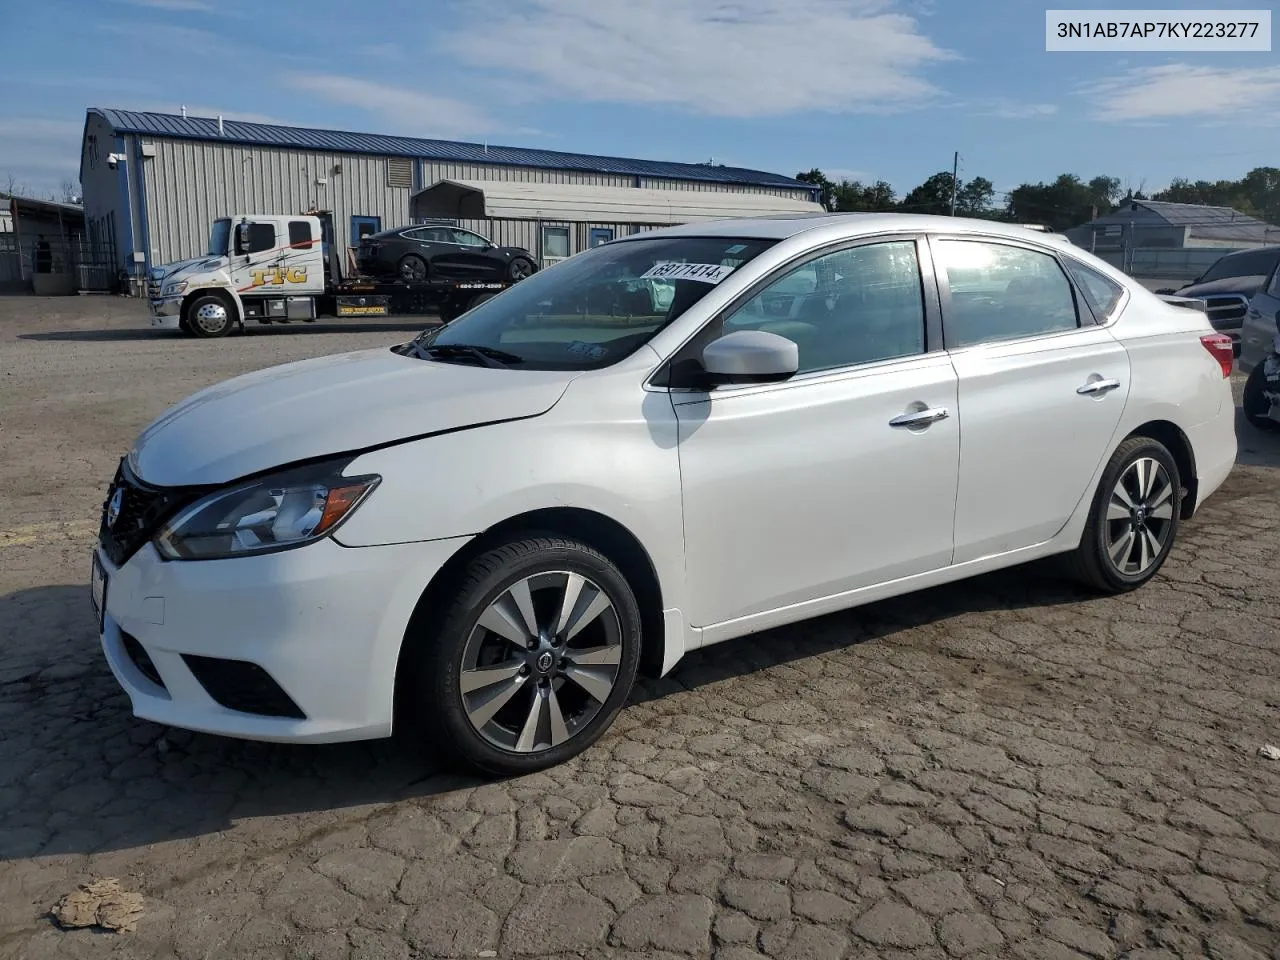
<box><xmin>1174</xmin><ymin>275</ymin><xmax>1267</xmax><ymax>298</ymax></box>
<box><xmin>130</xmin><ymin>347</ymin><xmax>576</xmax><ymax>487</ymax></box>
<box><xmin>153</xmin><ymin>255</ymin><xmax>228</xmax><ymax>282</ymax></box>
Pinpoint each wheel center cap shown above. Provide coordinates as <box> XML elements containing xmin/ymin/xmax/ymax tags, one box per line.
<box><xmin>534</xmin><ymin>651</ymin><xmax>555</xmax><ymax>674</ymax></box>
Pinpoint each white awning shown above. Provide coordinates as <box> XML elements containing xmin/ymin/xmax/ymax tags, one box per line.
<box><xmin>409</xmin><ymin>178</ymin><xmax>824</xmax><ymax>224</ymax></box>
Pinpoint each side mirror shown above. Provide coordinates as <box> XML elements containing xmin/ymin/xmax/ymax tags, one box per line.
<box><xmin>235</xmin><ymin>222</ymin><xmax>252</xmax><ymax>255</ymax></box>
<box><xmin>701</xmin><ymin>330</ymin><xmax>799</xmax><ymax>386</ymax></box>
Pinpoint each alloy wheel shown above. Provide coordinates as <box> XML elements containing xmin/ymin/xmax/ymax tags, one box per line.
<box><xmin>1104</xmin><ymin>457</ymin><xmax>1175</xmax><ymax>576</ymax></box>
<box><xmin>509</xmin><ymin>259</ymin><xmax>533</xmax><ymax>281</ymax></box>
<box><xmin>459</xmin><ymin>571</ymin><xmax>623</xmax><ymax>753</ymax></box>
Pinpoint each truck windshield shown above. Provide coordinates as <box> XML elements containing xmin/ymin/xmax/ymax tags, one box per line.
<box><xmin>208</xmin><ymin>219</ymin><xmax>231</xmax><ymax>256</ymax></box>
<box><xmin>411</xmin><ymin>235</ymin><xmax>776</xmax><ymax>371</ymax></box>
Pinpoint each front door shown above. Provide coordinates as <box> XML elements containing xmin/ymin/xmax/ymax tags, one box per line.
<box><xmin>673</xmin><ymin>238</ymin><xmax>960</xmax><ymax>629</ymax></box>
<box><xmin>434</xmin><ymin>227</ymin><xmax>499</xmax><ymax>278</ymax></box>
<box><xmin>931</xmin><ymin>235</ymin><xmax>1131</xmax><ymax>563</ymax></box>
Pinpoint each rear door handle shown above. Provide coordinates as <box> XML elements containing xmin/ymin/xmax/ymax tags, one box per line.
<box><xmin>889</xmin><ymin>407</ymin><xmax>949</xmax><ymax>427</ymax></box>
<box><xmin>1077</xmin><ymin>378</ymin><xmax>1121</xmax><ymax>395</ymax></box>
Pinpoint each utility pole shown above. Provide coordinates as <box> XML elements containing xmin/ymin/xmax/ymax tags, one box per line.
<box><xmin>949</xmin><ymin>151</ymin><xmax>959</xmax><ymax>216</ymax></box>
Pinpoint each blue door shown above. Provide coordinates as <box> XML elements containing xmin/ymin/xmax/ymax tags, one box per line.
<box><xmin>350</xmin><ymin>216</ymin><xmax>381</xmax><ymax>246</ymax></box>
<box><xmin>590</xmin><ymin>227</ymin><xmax>614</xmax><ymax>247</ymax></box>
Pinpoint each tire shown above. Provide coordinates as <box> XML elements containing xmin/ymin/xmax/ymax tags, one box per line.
<box><xmin>184</xmin><ymin>292</ymin><xmax>235</xmax><ymax>338</ymax></box>
<box><xmin>1063</xmin><ymin>436</ymin><xmax>1182</xmax><ymax>594</ymax></box>
<box><xmin>506</xmin><ymin>257</ymin><xmax>535</xmax><ymax>282</ymax></box>
<box><xmin>409</xmin><ymin>536</ymin><xmax>642</xmax><ymax>776</ymax></box>
<box><xmin>177</xmin><ymin>315</ymin><xmax>193</xmax><ymax>335</ymax></box>
<box><xmin>467</xmin><ymin>291</ymin><xmax>498</xmax><ymax>311</ymax></box>
<box><xmin>398</xmin><ymin>254</ymin><xmax>428</xmax><ymax>283</ymax></box>
<box><xmin>1243</xmin><ymin>364</ymin><xmax>1280</xmax><ymax>432</ymax></box>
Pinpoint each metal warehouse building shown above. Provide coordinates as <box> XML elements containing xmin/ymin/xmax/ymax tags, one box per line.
<box><xmin>79</xmin><ymin>107</ymin><xmax>822</xmax><ymax>285</ymax></box>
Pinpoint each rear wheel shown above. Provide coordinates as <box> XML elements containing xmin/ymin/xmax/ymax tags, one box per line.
<box><xmin>184</xmin><ymin>292</ymin><xmax>235</xmax><ymax>338</ymax></box>
<box><xmin>409</xmin><ymin>536</ymin><xmax>642</xmax><ymax>776</ymax></box>
<box><xmin>1064</xmin><ymin>436</ymin><xmax>1181</xmax><ymax>593</ymax></box>
<box><xmin>1243</xmin><ymin>364</ymin><xmax>1280</xmax><ymax>431</ymax></box>
<box><xmin>398</xmin><ymin>254</ymin><xmax>428</xmax><ymax>282</ymax></box>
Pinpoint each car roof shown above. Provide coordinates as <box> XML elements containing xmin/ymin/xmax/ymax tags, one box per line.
<box><xmin>617</xmin><ymin>212</ymin><xmax>1076</xmax><ymax>246</ymax></box>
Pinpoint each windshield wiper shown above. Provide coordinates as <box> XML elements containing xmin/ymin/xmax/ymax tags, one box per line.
<box><xmin>411</xmin><ymin>342</ymin><xmax>523</xmax><ymax>368</ymax></box>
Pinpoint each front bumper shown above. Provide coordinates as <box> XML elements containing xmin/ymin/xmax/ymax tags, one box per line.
<box><xmin>148</xmin><ymin>296</ymin><xmax>182</xmax><ymax>329</ymax></box>
<box><xmin>95</xmin><ymin>533</ymin><xmax>471</xmax><ymax>743</ymax></box>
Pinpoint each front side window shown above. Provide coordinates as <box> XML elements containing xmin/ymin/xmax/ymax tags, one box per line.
<box><xmin>452</xmin><ymin>229</ymin><xmax>489</xmax><ymax>248</ymax></box>
<box><xmin>936</xmin><ymin>239</ymin><xmax>1079</xmax><ymax>347</ymax></box>
<box><xmin>1064</xmin><ymin>257</ymin><xmax>1125</xmax><ymax>321</ymax></box>
<box><xmin>245</xmin><ymin>223</ymin><xmax>276</xmax><ymax>254</ymax></box>
<box><xmin>411</xmin><ymin>236</ymin><xmax>776</xmax><ymax>370</ymax></box>
<box><xmin>718</xmin><ymin>240</ymin><xmax>927</xmax><ymax>374</ymax></box>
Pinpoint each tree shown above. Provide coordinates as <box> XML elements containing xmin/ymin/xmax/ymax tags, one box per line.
<box><xmin>955</xmin><ymin>176</ymin><xmax>995</xmax><ymax>217</ymax></box>
<box><xmin>900</xmin><ymin>171</ymin><xmax>956</xmax><ymax>216</ymax></box>
<box><xmin>1005</xmin><ymin>173</ymin><xmax>1125</xmax><ymax>230</ymax></box>
<box><xmin>795</xmin><ymin>168</ymin><xmax>836</xmax><ymax>211</ymax></box>
<box><xmin>57</xmin><ymin>178</ymin><xmax>80</xmax><ymax>204</ymax></box>
<box><xmin>832</xmin><ymin>178</ymin><xmax>897</xmax><ymax>212</ymax></box>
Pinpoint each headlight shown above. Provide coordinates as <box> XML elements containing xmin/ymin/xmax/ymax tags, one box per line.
<box><xmin>154</xmin><ymin>460</ymin><xmax>380</xmax><ymax>560</ymax></box>
<box><xmin>162</xmin><ymin>280</ymin><xmax>188</xmax><ymax>296</ymax></box>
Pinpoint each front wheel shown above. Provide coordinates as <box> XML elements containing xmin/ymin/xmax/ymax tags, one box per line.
<box><xmin>1064</xmin><ymin>436</ymin><xmax>1181</xmax><ymax>593</ymax></box>
<box><xmin>409</xmin><ymin>537</ymin><xmax>642</xmax><ymax>776</ymax></box>
<box><xmin>184</xmin><ymin>293</ymin><xmax>235</xmax><ymax>338</ymax></box>
<box><xmin>506</xmin><ymin>257</ymin><xmax>535</xmax><ymax>282</ymax></box>
<box><xmin>1243</xmin><ymin>364</ymin><xmax>1280</xmax><ymax>432</ymax></box>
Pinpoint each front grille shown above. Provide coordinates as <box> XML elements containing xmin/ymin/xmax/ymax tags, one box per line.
<box><xmin>98</xmin><ymin>458</ymin><xmax>197</xmax><ymax>566</ymax></box>
<box><xmin>122</xmin><ymin>632</ymin><xmax>165</xmax><ymax>688</ymax></box>
<box><xmin>182</xmin><ymin>655</ymin><xmax>307</xmax><ymax>719</ymax></box>
<box><xmin>1202</xmin><ymin>295</ymin><xmax>1248</xmax><ymax>331</ymax></box>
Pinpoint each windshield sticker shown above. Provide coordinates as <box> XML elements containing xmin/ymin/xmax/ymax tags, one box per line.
<box><xmin>567</xmin><ymin>340</ymin><xmax>607</xmax><ymax>360</ymax></box>
<box><xmin>640</xmin><ymin>262</ymin><xmax>736</xmax><ymax>284</ymax></box>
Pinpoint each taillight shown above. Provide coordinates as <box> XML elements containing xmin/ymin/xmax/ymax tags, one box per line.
<box><xmin>1200</xmin><ymin>334</ymin><xmax>1234</xmax><ymax>378</ymax></box>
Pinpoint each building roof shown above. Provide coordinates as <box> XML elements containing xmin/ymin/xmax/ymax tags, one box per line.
<box><xmin>411</xmin><ymin>178</ymin><xmax>824</xmax><ymax>224</ymax></box>
<box><xmin>2</xmin><ymin>192</ymin><xmax>86</xmax><ymax>220</ymax></box>
<box><xmin>1081</xmin><ymin>199</ymin><xmax>1279</xmax><ymax>244</ymax></box>
<box><xmin>87</xmin><ymin>107</ymin><xmax>814</xmax><ymax>193</ymax></box>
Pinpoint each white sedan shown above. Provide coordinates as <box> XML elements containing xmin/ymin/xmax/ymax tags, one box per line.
<box><xmin>91</xmin><ymin>214</ymin><xmax>1237</xmax><ymax>775</ymax></box>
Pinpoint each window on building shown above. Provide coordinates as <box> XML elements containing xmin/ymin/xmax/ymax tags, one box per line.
<box><xmin>719</xmin><ymin>241</ymin><xmax>927</xmax><ymax>374</ymax></box>
<box><xmin>936</xmin><ymin>240</ymin><xmax>1080</xmax><ymax>347</ymax></box>
<box><xmin>87</xmin><ymin>135</ymin><xmax>98</xmax><ymax>169</ymax></box>
<box><xmin>542</xmin><ymin>226</ymin><xmax>571</xmax><ymax>261</ymax></box>
<box><xmin>1063</xmin><ymin>258</ymin><xmax>1124</xmax><ymax>321</ymax></box>
<box><xmin>386</xmin><ymin>157</ymin><xmax>413</xmax><ymax>189</ymax></box>
<box><xmin>288</xmin><ymin>220</ymin><xmax>314</xmax><ymax>249</ymax></box>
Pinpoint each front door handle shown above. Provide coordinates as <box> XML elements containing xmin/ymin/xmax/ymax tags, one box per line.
<box><xmin>1077</xmin><ymin>378</ymin><xmax>1121</xmax><ymax>396</ymax></box>
<box><xmin>889</xmin><ymin>407</ymin><xmax>949</xmax><ymax>427</ymax></box>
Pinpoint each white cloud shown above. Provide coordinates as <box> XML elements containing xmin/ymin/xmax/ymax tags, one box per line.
<box><xmin>444</xmin><ymin>0</ymin><xmax>954</xmax><ymax>117</ymax></box>
<box><xmin>284</xmin><ymin>73</ymin><xmax>497</xmax><ymax>140</ymax></box>
<box><xmin>1080</xmin><ymin>64</ymin><xmax>1280</xmax><ymax>122</ymax></box>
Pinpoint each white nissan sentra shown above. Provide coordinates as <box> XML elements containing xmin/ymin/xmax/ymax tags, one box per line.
<box><xmin>91</xmin><ymin>214</ymin><xmax>1237</xmax><ymax>775</ymax></box>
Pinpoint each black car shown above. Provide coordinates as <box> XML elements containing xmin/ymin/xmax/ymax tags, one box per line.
<box><xmin>1162</xmin><ymin>246</ymin><xmax>1280</xmax><ymax>356</ymax></box>
<box><xmin>357</xmin><ymin>224</ymin><xmax>538</xmax><ymax>284</ymax></box>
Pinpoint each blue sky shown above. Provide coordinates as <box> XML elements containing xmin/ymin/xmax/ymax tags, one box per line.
<box><xmin>2</xmin><ymin>0</ymin><xmax>1278</xmax><ymax>204</ymax></box>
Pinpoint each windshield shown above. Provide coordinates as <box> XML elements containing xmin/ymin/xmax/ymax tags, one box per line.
<box><xmin>208</xmin><ymin>219</ymin><xmax>231</xmax><ymax>256</ymax></box>
<box><xmin>1200</xmin><ymin>248</ymin><xmax>1280</xmax><ymax>282</ymax></box>
<box><xmin>412</xmin><ymin>236</ymin><xmax>776</xmax><ymax>370</ymax></box>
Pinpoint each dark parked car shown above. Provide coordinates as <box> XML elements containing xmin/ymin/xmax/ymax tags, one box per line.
<box><xmin>1161</xmin><ymin>246</ymin><xmax>1280</xmax><ymax>356</ymax></box>
<box><xmin>357</xmin><ymin>224</ymin><xmax>538</xmax><ymax>284</ymax></box>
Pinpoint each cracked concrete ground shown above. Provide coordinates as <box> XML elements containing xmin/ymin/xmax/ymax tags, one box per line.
<box><xmin>2</xmin><ymin>295</ymin><xmax>1278</xmax><ymax>960</ymax></box>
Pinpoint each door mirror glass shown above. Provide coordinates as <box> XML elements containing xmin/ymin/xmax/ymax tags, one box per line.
<box><xmin>701</xmin><ymin>330</ymin><xmax>799</xmax><ymax>386</ymax></box>
<box><xmin>235</xmin><ymin>223</ymin><xmax>252</xmax><ymax>255</ymax></box>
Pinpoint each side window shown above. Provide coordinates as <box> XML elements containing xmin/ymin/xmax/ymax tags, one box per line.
<box><xmin>1268</xmin><ymin>262</ymin><xmax>1280</xmax><ymax>298</ymax></box>
<box><xmin>451</xmin><ymin>229</ymin><xmax>489</xmax><ymax>248</ymax></box>
<box><xmin>287</xmin><ymin>220</ymin><xmax>313</xmax><ymax>250</ymax></box>
<box><xmin>246</xmin><ymin>223</ymin><xmax>276</xmax><ymax>254</ymax></box>
<box><xmin>1063</xmin><ymin>257</ymin><xmax>1124</xmax><ymax>321</ymax></box>
<box><xmin>721</xmin><ymin>240</ymin><xmax>926</xmax><ymax>374</ymax></box>
<box><xmin>937</xmin><ymin>240</ymin><xmax>1079</xmax><ymax>348</ymax></box>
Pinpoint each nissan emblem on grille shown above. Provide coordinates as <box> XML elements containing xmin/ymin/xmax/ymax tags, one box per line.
<box><xmin>106</xmin><ymin>487</ymin><xmax>124</xmax><ymax>528</ymax></box>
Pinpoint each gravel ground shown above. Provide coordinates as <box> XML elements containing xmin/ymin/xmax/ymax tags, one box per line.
<box><xmin>1</xmin><ymin>294</ymin><xmax>1278</xmax><ymax>960</ymax></box>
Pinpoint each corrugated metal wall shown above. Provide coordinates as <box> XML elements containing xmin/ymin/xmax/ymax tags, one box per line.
<box><xmin>423</xmin><ymin>161</ymin><xmax>634</xmax><ymax>188</ymax></box>
<box><xmin>637</xmin><ymin>177</ymin><xmax>808</xmax><ymax>200</ymax></box>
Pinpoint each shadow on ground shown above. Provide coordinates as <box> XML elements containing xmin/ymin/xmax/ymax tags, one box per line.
<box><xmin>0</xmin><ymin>561</ymin><xmax>1088</xmax><ymax>861</ymax></box>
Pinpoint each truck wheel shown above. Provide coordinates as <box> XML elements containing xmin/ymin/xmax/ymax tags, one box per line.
<box><xmin>399</xmin><ymin>255</ymin><xmax>428</xmax><ymax>283</ymax></box>
<box><xmin>506</xmin><ymin>257</ymin><xmax>535</xmax><ymax>281</ymax></box>
<box><xmin>1243</xmin><ymin>364</ymin><xmax>1280</xmax><ymax>431</ymax></box>
<box><xmin>185</xmin><ymin>292</ymin><xmax>235</xmax><ymax>338</ymax></box>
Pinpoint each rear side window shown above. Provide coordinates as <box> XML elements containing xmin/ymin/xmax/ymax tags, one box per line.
<box><xmin>288</xmin><ymin>220</ymin><xmax>313</xmax><ymax>249</ymax></box>
<box><xmin>936</xmin><ymin>239</ymin><xmax>1079</xmax><ymax>348</ymax></box>
<box><xmin>1064</xmin><ymin>258</ymin><xmax>1124</xmax><ymax>321</ymax></box>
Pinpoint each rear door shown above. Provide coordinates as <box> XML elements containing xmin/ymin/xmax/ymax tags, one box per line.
<box><xmin>932</xmin><ymin>235</ymin><xmax>1131</xmax><ymax>564</ymax></box>
<box><xmin>408</xmin><ymin>226</ymin><xmax>462</xmax><ymax>278</ymax></box>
